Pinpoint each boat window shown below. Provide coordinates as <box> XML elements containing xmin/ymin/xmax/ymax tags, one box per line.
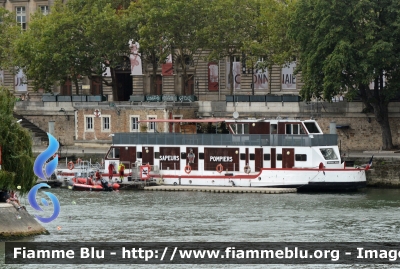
<box><xmin>181</xmin><ymin>152</ymin><xmax>186</xmax><ymax>159</ymax></box>
<box><xmin>285</xmin><ymin>124</ymin><xmax>306</xmax><ymax>134</ymax></box>
<box><xmin>293</xmin><ymin>124</ymin><xmax>299</xmax><ymax>134</ymax></box>
<box><xmin>107</xmin><ymin>147</ymin><xmax>120</xmax><ymax>159</ymax></box>
<box><xmin>277</xmin><ymin>154</ymin><xmax>282</xmax><ymax>161</ymax></box>
<box><xmin>244</xmin><ymin>124</ymin><xmax>249</xmax><ymax>134</ymax></box>
<box><xmin>320</xmin><ymin>148</ymin><xmax>338</xmax><ymax>160</ymax></box>
<box><xmin>264</xmin><ymin>154</ymin><xmax>270</xmax><ymax>160</ymax></box>
<box><xmin>233</xmin><ymin>123</ymin><xmax>250</xmax><ymax>134</ymax></box>
<box><xmin>295</xmin><ymin>154</ymin><xmax>307</xmax><ymax>161</ymax></box>
<box><xmin>286</xmin><ymin>124</ymin><xmax>292</xmax><ymax>134</ymax></box>
<box><xmin>304</xmin><ymin>122</ymin><xmax>321</xmax><ymax>133</ymax></box>
<box><xmin>271</xmin><ymin>124</ymin><xmax>277</xmax><ymax>134</ymax></box>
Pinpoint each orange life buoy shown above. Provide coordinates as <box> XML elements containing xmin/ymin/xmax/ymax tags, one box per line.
<box><xmin>216</xmin><ymin>164</ymin><xmax>223</xmax><ymax>173</ymax></box>
<box><xmin>68</xmin><ymin>161</ymin><xmax>75</xmax><ymax>170</ymax></box>
<box><xmin>76</xmin><ymin>158</ymin><xmax>82</xmax><ymax>164</ymax></box>
<box><xmin>184</xmin><ymin>165</ymin><xmax>191</xmax><ymax>174</ymax></box>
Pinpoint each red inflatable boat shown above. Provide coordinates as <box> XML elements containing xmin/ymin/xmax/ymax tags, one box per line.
<box><xmin>71</xmin><ymin>177</ymin><xmax>120</xmax><ymax>191</ymax></box>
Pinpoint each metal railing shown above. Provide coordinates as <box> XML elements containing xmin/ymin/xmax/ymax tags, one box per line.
<box><xmin>113</xmin><ymin>133</ymin><xmax>338</xmax><ymax>147</ymax></box>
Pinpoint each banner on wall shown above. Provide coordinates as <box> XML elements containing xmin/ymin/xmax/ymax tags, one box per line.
<box><xmin>253</xmin><ymin>66</ymin><xmax>268</xmax><ymax>90</ymax></box>
<box><xmin>129</xmin><ymin>40</ymin><xmax>142</xmax><ymax>76</ymax></box>
<box><xmin>162</xmin><ymin>63</ymin><xmax>173</xmax><ymax>76</ymax></box>
<box><xmin>102</xmin><ymin>65</ymin><xmax>111</xmax><ymax>77</ymax></box>
<box><xmin>208</xmin><ymin>62</ymin><xmax>219</xmax><ymax>91</ymax></box>
<box><xmin>15</xmin><ymin>69</ymin><xmax>27</xmax><ymax>92</ymax></box>
<box><xmin>226</xmin><ymin>62</ymin><xmax>241</xmax><ymax>90</ymax></box>
<box><xmin>162</xmin><ymin>54</ymin><xmax>173</xmax><ymax>76</ymax></box>
<box><xmin>281</xmin><ymin>62</ymin><xmax>296</xmax><ymax>90</ymax></box>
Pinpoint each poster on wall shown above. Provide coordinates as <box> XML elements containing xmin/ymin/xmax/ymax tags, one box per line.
<box><xmin>102</xmin><ymin>65</ymin><xmax>111</xmax><ymax>77</ymax></box>
<box><xmin>162</xmin><ymin>63</ymin><xmax>173</xmax><ymax>76</ymax></box>
<box><xmin>129</xmin><ymin>40</ymin><xmax>142</xmax><ymax>76</ymax></box>
<box><xmin>162</xmin><ymin>54</ymin><xmax>173</xmax><ymax>76</ymax></box>
<box><xmin>208</xmin><ymin>62</ymin><xmax>219</xmax><ymax>91</ymax></box>
<box><xmin>281</xmin><ymin>62</ymin><xmax>296</xmax><ymax>90</ymax></box>
<box><xmin>253</xmin><ymin>66</ymin><xmax>269</xmax><ymax>90</ymax></box>
<box><xmin>15</xmin><ymin>69</ymin><xmax>27</xmax><ymax>92</ymax></box>
<box><xmin>0</xmin><ymin>70</ymin><xmax>3</xmax><ymax>85</ymax></box>
<box><xmin>226</xmin><ymin>62</ymin><xmax>241</xmax><ymax>90</ymax></box>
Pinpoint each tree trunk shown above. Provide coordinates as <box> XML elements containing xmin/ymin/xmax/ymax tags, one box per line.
<box><xmin>370</xmin><ymin>98</ymin><xmax>393</xmax><ymax>150</ymax></box>
<box><xmin>73</xmin><ymin>76</ymin><xmax>79</xmax><ymax>95</ymax></box>
<box><xmin>110</xmin><ymin>67</ymin><xmax>118</xmax><ymax>101</ymax></box>
<box><xmin>229</xmin><ymin>59</ymin><xmax>233</xmax><ymax>95</ymax></box>
<box><xmin>152</xmin><ymin>58</ymin><xmax>158</xmax><ymax>95</ymax></box>
<box><xmin>178</xmin><ymin>50</ymin><xmax>188</xmax><ymax>95</ymax></box>
<box><xmin>360</xmin><ymin>82</ymin><xmax>394</xmax><ymax>150</ymax></box>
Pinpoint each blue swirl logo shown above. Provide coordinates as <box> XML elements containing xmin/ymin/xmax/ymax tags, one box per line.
<box><xmin>30</xmin><ymin>133</ymin><xmax>61</xmax><ymax>223</ymax></box>
<box><xmin>34</xmin><ymin>133</ymin><xmax>59</xmax><ymax>180</ymax></box>
<box><xmin>28</xmin><ymin>183</ymin><xmax>60</xmax><ymax>223</ymax></box>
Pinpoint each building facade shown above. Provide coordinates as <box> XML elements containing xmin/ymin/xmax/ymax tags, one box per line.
<box><xmin>4</xmin><ymin>0</ymin><xmax>400</xmax><ymax>152</ymax></box>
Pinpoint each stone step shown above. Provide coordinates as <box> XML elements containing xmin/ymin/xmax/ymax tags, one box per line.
<box><xmin>13</xmin><ymin>113</ymin><xmax>48</xmax><ymax>143</ymax></box>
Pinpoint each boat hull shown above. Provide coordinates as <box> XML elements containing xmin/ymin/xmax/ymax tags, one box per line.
<box><xmin>70</xmin><ymin>177</ymin><xmax>120</xmax><ymax>191</ymax></box>
<box><xmin>298</xmin><ymin>181</ymin><xmax>367</xmax><ymax>192</ymax></box>
<box><xmin>148</xmin><ymin>168</ymin><xmax>366</xmax><ymax>191</ymax></box>
<box><xmin>72</xmin><ymin>184</ymin><xmax>106</xmax><ymax>191</ymax></box>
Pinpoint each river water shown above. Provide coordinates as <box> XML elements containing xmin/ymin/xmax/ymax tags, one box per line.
<box><xmin>2</xmin><ymin>187</ymin><xmax>400</xmax><ymax>268</ymax></box>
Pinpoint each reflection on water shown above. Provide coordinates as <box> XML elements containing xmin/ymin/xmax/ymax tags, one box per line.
<box><xmin>2</xmin><ymin>188</ymin><xmax>400</xmax><ymax>268</ymax></box>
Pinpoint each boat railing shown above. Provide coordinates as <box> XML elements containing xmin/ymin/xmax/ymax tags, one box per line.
<box><xmin>151</xmin><ymin>165</ymin><xmax>159</xmax><ymax>172</ymax></box>
<box><xmin>130</xmin><ymin>162</ymin><xmax>139</xmax><ymax>170</ymax></box>
<box><xmin>75</xmin><ymin>160</ymin><xmax>91</xmax><ymax>170</ymax></box>
<box><xmin>113</xmin><ymin>133</ymin><xmax>338</xmax><ymax>147</ymax></box>
<box><xmin>90</xmin><ymin>162</ymin><xmax>103</xmax><ymax>170</ymax></box>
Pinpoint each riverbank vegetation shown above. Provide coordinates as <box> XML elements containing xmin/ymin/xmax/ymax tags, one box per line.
<box><xmin>0</xmin><ymin>87</ymin><xmax>36</xmax><ymax>194</ymax></box>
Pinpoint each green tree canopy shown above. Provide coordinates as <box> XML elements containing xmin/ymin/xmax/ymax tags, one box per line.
<box><xmin>202</xmin><ymin>0</ymin><xmax>259</xmax><ymax>95</ymax></box>
<box><xmin>289</xmin><ymin>0</ymin><xmax>400</xmax><ymax>149</ymax></box>
<box><xmin>249</xmin><ymin>0</ymin><xmax>297</xmax><ymax>70</ymax></box>
<box><xmin>138</xmin><ymin>0</ymin><xmax>207</xmax><ymax>95</ymax></box>
<box><xmin>0</xmin><ymin>8</ymin><xmax>20</xmax><ymax>71</ymax></box>
<box><xmin>14</xmin><ymin>0</ymin><xmax>136</xmax><ymax>99</ymax></box>
<box><xmin>128</xmin><ymin>0</ymin><xmax>171</xmax><ymax>94</ymax></box>
<box><xmin>0</xmin><ymin>87</ymin><xmax>36</xmax><ymax>195</ymax></box>
<box><xmin>13</xmin><ymin>1</ymin><xmax>89</xmax><ymax>92</ymax></box>
<box><xmin>67</xmin><ymin>0</ymin><xmax>138</xmax><ymax>99</ymax></box>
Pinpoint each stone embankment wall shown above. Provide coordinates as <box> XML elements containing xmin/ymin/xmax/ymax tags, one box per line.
<box><xmin>364</xmin><ymin>160</ymin><xmax>400</xmax><ymax>187</ymax></box>
<box><xmin>0</xmin><ymin>203</ymin><xmax>48</xmax><ymax>239</ymax></box>
<box><xmin>347</xmin><ymin>157</ymin><xmax>400</xmax><ymax>187</ymax></box>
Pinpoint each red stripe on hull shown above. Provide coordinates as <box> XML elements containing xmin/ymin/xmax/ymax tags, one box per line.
<box><xmin>153</xmin><ymin>167</ymin><xmax>364</xmax><ymax>179</ymax></box>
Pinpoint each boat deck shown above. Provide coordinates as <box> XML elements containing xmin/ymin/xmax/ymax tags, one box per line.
<box><xmin>144</xmin><ymin>185</ymin><xmax>297</xmax><ymax>194</ymax></box>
